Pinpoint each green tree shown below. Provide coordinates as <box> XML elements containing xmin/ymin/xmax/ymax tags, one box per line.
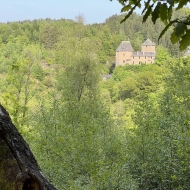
<box><xmin>29</xmin><ymin>55</ymin><xmax>136</xmax><ymax>189</ymax></box>
<box><xmin>126</xmin><ymin>57</ymin><xmax>190</xmax><ymax>189</ymax></box>
<box><xmin>39</xmin><ymin>22</ymin><xmax>59</xmax><ymax>49</ymax></box>
<box><xmin>155</xmin><ymin>45</ymin><xmax>171</xmax><ymax>66</ymax></box>
<box><xmin>2</xmin><ymin>44</ymin><xmax>42</xmax><ymax>128</ymax></box>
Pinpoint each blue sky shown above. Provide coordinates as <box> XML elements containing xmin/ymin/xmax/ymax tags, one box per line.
<box><xmin>0</xmin><ymin>0</ymin><xmax>123</xmax><ymax>24</ymax></box>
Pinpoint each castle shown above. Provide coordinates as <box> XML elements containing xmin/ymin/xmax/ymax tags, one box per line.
<box><xmin>115</xmin><ymin>38</ymin><xmax>156</xmax><ymax>66</ymax></box>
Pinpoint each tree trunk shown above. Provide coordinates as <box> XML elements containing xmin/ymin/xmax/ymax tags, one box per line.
<box><xmin>0</xmin><ymin>104</ymin><xmax>56</xmax><ymax>190</ymax></box>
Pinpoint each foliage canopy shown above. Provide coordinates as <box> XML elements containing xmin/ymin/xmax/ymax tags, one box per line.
<box><xmin>1</xmin><ymin>13</ymin><xmax>190</xmax><ymax>189</ymax></box>
<box><xmin>112</xmin><ymin>0</ymin><xmax>190</xmax><ymax>50</ymax></box>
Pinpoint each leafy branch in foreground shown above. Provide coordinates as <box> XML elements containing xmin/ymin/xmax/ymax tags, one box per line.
<box><xmin>111</xmin><ymin>0</ymin><xmax>190</xmax><ymax>50</ymax></box>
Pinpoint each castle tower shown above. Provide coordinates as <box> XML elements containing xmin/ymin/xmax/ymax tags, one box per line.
<box><xmin>141</xmin><ymin>38</ymin><xmax>155</xmax><ymax>52</ymax></box>
<box><xmin>115</xmin><ymin>41</ymin><xmax>134</xmax><ymax>66</ymax></box>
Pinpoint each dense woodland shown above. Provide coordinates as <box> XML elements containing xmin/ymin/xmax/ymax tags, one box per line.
<box><xmin>1</xmin><ymin>10</ymin><xmax>190</xmax><ymax>189</ymax></box>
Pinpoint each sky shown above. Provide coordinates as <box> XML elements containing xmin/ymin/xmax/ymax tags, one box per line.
<box><xmin>0</xmin><ymin>0</ymin><xmax>123</xmax><ymax>24</ymax></box>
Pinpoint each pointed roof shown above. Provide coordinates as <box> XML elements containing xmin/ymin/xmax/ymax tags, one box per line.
<box><xmin>142</xmin><ymin>38</ymin><xmax>155</xmax><ymax>46</ymax></box>
<box><xmin>116</xmin><ymin>41</ymin><xmax>134</xmax><ymax>52</ymax></box>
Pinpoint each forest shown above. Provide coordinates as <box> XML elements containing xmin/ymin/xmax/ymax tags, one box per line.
<box><xmin>0</xmin><ymin>9</ymin><xmax>190</xmax><ymax>189</ymax></box>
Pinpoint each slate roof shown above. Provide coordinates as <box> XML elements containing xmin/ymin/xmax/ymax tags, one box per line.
<box><xmin>132</xmin><ymin>52</ymin><xmax>156</xmax><ymax>57</ymax></box>
<box><xmin>116</xmin><ymin>41</ymin><xmax>134</xmax><ymax>52</ymax></box>
<box><xmin>142</xmin><ymin>38</ymin><xmax>155</xmax><ymax>46</ymax></box>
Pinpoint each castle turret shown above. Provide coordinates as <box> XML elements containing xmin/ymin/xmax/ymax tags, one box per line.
<box><xmin>141</xmin><ymin>38</ymin><xmax>155</xmax><ymax>52</ymax></box>
<box><xmin>115</xmin><ymin>41</ymin><xmax>134</xmax><ymax>66</ymax></box>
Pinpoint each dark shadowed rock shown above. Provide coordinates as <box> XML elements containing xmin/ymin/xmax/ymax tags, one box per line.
<box><xmin>0</xmin><ymin>104</ymin><xmax>56</xmax><ymax>190</ymax></box>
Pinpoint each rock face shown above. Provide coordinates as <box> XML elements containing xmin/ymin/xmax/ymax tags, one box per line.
<box><xmin>0</xmin><ymin>104</ymin><xmax>56</xmax><ymax>190</ymax></box>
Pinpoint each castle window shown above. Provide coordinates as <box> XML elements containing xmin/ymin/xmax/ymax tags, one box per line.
<box><xmin>123</xmin><ymin>60</ymin><xmax>125</xmax><ymax>63</ymax></box>
<box><xmin>123</xmin><ymin>53</ymin><xmax>125</xmax><ymax>56</ymax></box>
<box><xmin>133</xmin><ymin>61</ymin><xmax>134</xmax><ymax>64</ymax></box>
<box><xmin>145</xmin><ymin>57</ymin><xmax>146</xmax><ymax>59</ymax></box>
<box><xmin>139</xmin><ymin>56</ymin><xmax>140</xmax><ymax>59</ymax></box>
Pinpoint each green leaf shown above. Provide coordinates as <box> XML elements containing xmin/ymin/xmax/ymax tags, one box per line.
<box><xmin>142</xmin><ymin>0</ymin><xmax>151</xmax><ymax>15</ymax></box>
<box><xmin>121</xmin><ymin>12</ymin><xmax>133</xmax><ymax>23</ymax></box>
<box><xmin>167</xmin><ymin>0</ymin><xmax>174</xmax><ymax>6</ymax></box>
<box><xmin>158</xmin><ymin>20</ymin><xmax>177</xmax><ymax>42</ymax></box>
<box><xmin>118</xmin><ymin>0</ymin><xmax>126</xmax><ymax>6</ymax></box>
<box><xmin>160</xmin><ymin>3</ymin><xmax>168</xmax><ymax>25</ymax></box>
<box><xmin>175</xmin><ymin>23</ymin><xmax>187</xmax><ymax>37</ymax></box>
<box><xmin>177</xmin><ymin>0</ymin><xmax>188</xmax><ymax>10</ymax></box>
<box><xmin>121</xmin><ymin>0</ymin><xmax>141</xmax><ymax>23</ymax></box>
<box><xmin>137</xmin><ymin>2</ymin><xmax>141</xmax><ymax>8</ymax></box>
<box><xmin>168</xmin><ymin>6</ymin><xmax>173</xmax><ymax>21</ymax></box>
<box><xmin>143</xmin><ymin>5</ymin><xmax>153</xmax><ymax>23</ymax></box>
<box><xmin>121</xmin><ymin>5</ymin><xmax>132</xmax><ymax>13</ymax></box>
<box><xmin>152</xmin><ymin>2</ymin><xmax>161</xmax><ymax>24</ymax></box>
<box><xmin>179</xmin><ymin>29</ymin><xmax>190</xmax><ymax>50</ymax></box>
<box><xmin>170</xmin><ymin>30</ymin><xmax>181</xmax><ymax>44</ymax></box>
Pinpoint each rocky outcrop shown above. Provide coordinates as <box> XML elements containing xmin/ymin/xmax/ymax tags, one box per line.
<box><xmin>0</xmin><ymin>104</ymin><xmax>56</xmax><ymax>190</ymax></box>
